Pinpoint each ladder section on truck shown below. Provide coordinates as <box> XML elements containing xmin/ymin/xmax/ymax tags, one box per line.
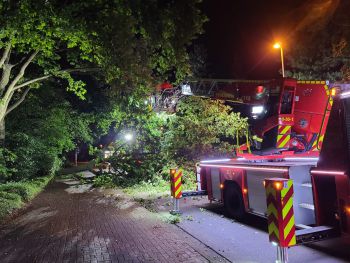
<box><xmin>246</xmin><ymin>168</ymin><xmax>286</xmax><ymax>216</ymax></box>
<box><xmin>289</xmin><ymin>165</ymin><xmax>316</xmax><ymax>226</ymax></box>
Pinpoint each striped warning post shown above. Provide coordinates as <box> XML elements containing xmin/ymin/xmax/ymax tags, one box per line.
<box><xmin>276</xmin><ymin>125</ymin><xmax>291</xmax><ymax>149</ymax></box>
<box><xmin>170</xmin><ymin>169</ymin><xmax>182</xmax><ymax>199</ymax></box>
<box><xmin>265</xmin><ymin>178</ymin><xmax>296</xmax><ymax>247</ymax></box>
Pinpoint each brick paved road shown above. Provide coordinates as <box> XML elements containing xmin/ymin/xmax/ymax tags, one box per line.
<box><xmin>0</xmin><ymin>178</ymin><xmax>227</xmax><ymax>263</ymax></box>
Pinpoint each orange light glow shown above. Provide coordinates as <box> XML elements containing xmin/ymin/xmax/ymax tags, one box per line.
<box><xmin>243</xmin><ymin>188</ymin><xmax>248</xmax><ymax>194</ymax></box>
<box><xmin>346</xmin><ymin>206</ymin><xmax>350</xmax><ymax>214</ymax></box>
<box><xmin>220</xmin><ymin>184</ymin><xmax>224</xmax><ymax>189</ymax></box>
<box><xmin>274</xmin><ymin>182</ymin><xmax>282</xmax><ymax>190</ymax></box>
<box><xmin>273</xmin><ymin>42</ymin><xmax>281</xmax><ymax>49</ymax></box>
<box><xmin>170</xmin><ymin>169</ymin><xmax>176</xmax><ymax>175</ymax></box>
<box><xmin>263</xmin><ymin>181</ymin><xmax>266</xmax><ymax>187</ymax></box>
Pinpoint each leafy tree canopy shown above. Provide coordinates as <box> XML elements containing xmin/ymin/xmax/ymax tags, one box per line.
<box><xmin>287</xmin><ymin>0</ymin><xmax>350</xmax><ymax>80</ymax></box>
<box><xmin>0</xmin><ymin>0</ymin><xmax>206</xmax><ymax>140</ymax></box>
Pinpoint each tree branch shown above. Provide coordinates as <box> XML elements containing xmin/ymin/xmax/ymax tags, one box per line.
<box><xmin>5</xmin><ymin>87</ymin><xmax>31</xmax><ymax>116</ymax></box>
<box><xmin>2</xmin><ymin>51</ymin><xmax>39</xmax><ymax>106</ymax></box>
<box><xmin>0</xmin><ymin>43</ymin><xmax>11</xmax><ymax>69</ymax></box>
<box><xmin>0</xmin><ymin>63</ymin><xmax>14</xmax><ymax>95</ymax></box>
<box><xmin>13</xmin><ymin>67</ymin><xmax>100</xmax><ymax>90</ymax></box>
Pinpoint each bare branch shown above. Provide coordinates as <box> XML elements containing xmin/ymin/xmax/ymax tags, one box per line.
<box><xmin>0</xmin><ymin>43</ymin><xmax>11</xmax><ymax>69</ymax></box>
<box><xmin>2</xmin><ymin>51</ymin><xmax>39</xmax><ymax>106</ymax></box>
<box><xmin>5</xmin><ymin>87</ymin><xmax>31</xmax><ymax>116</ymax></box>
<box><xmin>0</xmin><ymin>63</ymin><xmax>14</xmax><ymax>95</ymax></box>
<box><xmin>13</xmin><ymin>56</ymin><xmax>27</xmax><ymax>67</ymax></box>
<box><xmin>13</xmin><ymin>75</ymin><xmax>51</xmax><ymax>90</ymax></box>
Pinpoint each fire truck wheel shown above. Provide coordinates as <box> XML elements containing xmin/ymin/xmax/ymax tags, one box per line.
<box><xmin>224</xmin><ymin>183</ymin><xmax>245</xmax><ymax>220</ymax></box>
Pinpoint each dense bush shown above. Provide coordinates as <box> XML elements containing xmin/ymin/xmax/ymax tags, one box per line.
<box><xmin>0</xmin><ymin>175</ymin><xmax>53</xmax><ymax>221</ymax></box>
<box><xmin>2</xmin><ymin>86</ymin><xmax>93</xmax><ymax>182</ymax></box>
<box><xmin>0</xmin><ymin>176</ymin><xmax>52</xmax><ymax>201</ymax></box>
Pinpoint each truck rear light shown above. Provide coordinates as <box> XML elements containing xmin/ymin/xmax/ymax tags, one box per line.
<box><xmin>274</xmin><ymin>182</ymin><xmax>282</xmax><ymax>190</ymax></box>
<box><xmin>243</xmin><ymin>188</ymin><xmax>248</xmax><ymax>194</ymax></box>
<box><xmin>220</xmin><ymin>183</ymin><xmax>224</xmax><ymax>189</ymax></box>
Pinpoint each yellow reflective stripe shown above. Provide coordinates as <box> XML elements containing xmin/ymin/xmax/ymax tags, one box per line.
<box><xmin>268</xmin><ymin>221</ymin><xmax>279</xmax><ymax>238</ymax></box>
<box><xmin>297</xmin><ymin>80</ymin><xmax>325</xmax><ymax>84</ymax></box>
<box><xmin>282</xmin><ymin>197</ymin><xmax>293</xmax><ymax>219</ymax></box>
<box><xmin>279</xmin><ymin>135</ymin><xmax>290</xmax><ymax>148</ymax></box>
<box><xmin>174</xmin><ymin>178</ymin><xmax>181</xmax><ymax>188</ymax></box>
<box><xmin>267</xmin><ymin>203</ymin><xmax>278</xmax><ymax>218</ymax></box>
<box><xmin>284</xmin><ymin>215</ymin><xmax>295</xmax><ymax>239</ymax></box>
<box><xmin>280</xmin><ymin>126</ymin><xmax>290</xmax><ymax>134</ymax></box>
<box><xmin>175</xmin><ymin>187</ymin><xmax>182</xmax><ymax>197</ymax></box>
<box><xmin>175</xmin><ymin>170</ymin><xmax>182</xmax><ymax>177</ymax></box>
<box><xmin>289</xmin><ymin>236</ymin><xmax>296</xmax><ymax>246</ymax></box>
<box><xmin>281</xmin><ymin>180</ymin><xmax>292</xmax><ymax>196</ymax></box>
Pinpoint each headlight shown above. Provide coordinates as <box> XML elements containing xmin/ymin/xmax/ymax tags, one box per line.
<box><xmin>252</xmin><ymin>106</ymin><xmax>264</xmax><ymax>114</ymax></box>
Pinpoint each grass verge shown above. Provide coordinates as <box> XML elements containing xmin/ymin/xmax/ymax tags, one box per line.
<box><xmin>0</xmin><ymin>174</ymin><xmax>54</xmax><ymax>221</ymax></box>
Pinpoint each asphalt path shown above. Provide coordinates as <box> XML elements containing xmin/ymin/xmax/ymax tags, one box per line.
<box><xmin>175</xmin><ymin>196</ymin><xmax>350</xmax><ymax>263</ymax></box>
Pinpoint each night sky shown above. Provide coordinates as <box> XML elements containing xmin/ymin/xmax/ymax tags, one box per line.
<box><xmin>201</xmin><ymin>0</ymin><xmax>307</xmax><ymax>79</ymax></box>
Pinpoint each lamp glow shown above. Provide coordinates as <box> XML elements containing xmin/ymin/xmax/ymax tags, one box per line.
<box><xmin>273</xmin><ymin>42</ymin><xmax>285</xmax><ymax>78</ymax></box>
<box><xmin>273</xmin><ymin>43</ymin><xmax>281</xmax><ymax>49</ymax></box>
<box><xmin>124</xmin><ymin>133</ymin><xmax>133</xmax><ymax>141</ymax></box>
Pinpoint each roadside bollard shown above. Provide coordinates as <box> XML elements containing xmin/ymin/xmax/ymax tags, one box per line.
<box><xmin>170</xmin><ymin>168</ymin><xmax>182</xmax><ymax>214</ymax></box>
<box><xmin>264</xmin><ymin>178</ymin><xmax>296</xmax><ymax>263</ymax></box>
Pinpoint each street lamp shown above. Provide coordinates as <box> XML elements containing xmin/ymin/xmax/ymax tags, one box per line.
<box><xmin>273</xmin><ymin>42</ymin><xmax>285</xmax><ymax>78</ymax></box>
<box><xmin>124</xmin><ymin>133</ymin><xmax>133</xmax><ymax>141</ymax></box>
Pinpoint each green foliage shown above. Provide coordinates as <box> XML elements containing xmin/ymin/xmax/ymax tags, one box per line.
<box><xmin>0</xmin><ymin>175</ymin><xmax>52</xmax><ymax>220</ymax></box>
<box><xmin>3</xmin><ymin>86</ymin><xmax>93</xmax><ymax>182</ymax></box>
<box><xmin>0</xmin><ymin>174</ymin><xmax>52</xmax><ymax>202</ymax></box>
<box><xmin>161</xmin><ymin>213</ymin><xmax>181</xmax><ymax>224</ymax></box>
<box><xmin>0</xmin><ymin>195</ymin><xmax>23</xmax><ymax>220</ymax></box>
<box><xmin>0</xmin><ymin>148</ymin><xmax>17</xmax><ymax>181</ymax></box>
<box><xmin>93</xmin><ymin>174</ymin><xmax>114</xmax><ymax>188</ymax></box>
<box><xmin>287</xmin><ymin>1</ymin><xmax>350</xmax><ymax>81</ymax></box>
<box><xmin>163</xmin><ymin>97</ymin><xmax>248</xmax><ymax>162</ymax></box>
<box><xmin>99</xmin><ymin>96</ymin><xmax>247</xmax><ymax>192</ymax></box>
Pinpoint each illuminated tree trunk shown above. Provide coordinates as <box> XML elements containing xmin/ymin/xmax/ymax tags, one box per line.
<box><xmin>0</xmin><ymin>118</ymin><xmax>5</xmax><ymax>145</ymax></box>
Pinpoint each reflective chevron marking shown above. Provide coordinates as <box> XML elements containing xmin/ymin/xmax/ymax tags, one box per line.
<box><xmin>277</xmin><ymin>125</ymin><xmax>291</xmax><ymax>148</ymax></box>
<box><xmin>265</xmin><ymin>179</ymin><xmax>296</xmax><ymax>247</ymax></box>
<box><xmin>171</xmin><ymin>169</ymin><xmax>182</xmax><ymax>199</ymax></box>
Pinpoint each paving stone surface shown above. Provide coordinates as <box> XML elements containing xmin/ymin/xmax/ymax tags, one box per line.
<box><xmin>0</xmin><ymin>179</ymin><xmax>227</xmax><ymax>263</ymax></box>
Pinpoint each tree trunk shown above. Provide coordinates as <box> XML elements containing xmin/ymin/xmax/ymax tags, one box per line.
<box><xmin>0</xmin><ymin>118</ymin><xmax>5</xmax><ymax>145</ymax></box>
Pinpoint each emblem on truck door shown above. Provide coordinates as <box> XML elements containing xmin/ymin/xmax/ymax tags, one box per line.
<box><xmin>299</xmin><ymin>119</ymin><xmax>308</xmax><ymax>128</ymax></box>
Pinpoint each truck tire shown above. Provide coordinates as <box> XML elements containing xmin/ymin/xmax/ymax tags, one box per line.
<box><xmin>224</xmin><ymin>182</ymin><xmax>246</xmax><ymax>220</ymax></box>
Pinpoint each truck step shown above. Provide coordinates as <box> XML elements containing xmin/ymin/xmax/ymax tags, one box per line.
<box><xmin>296</xmin><ymin>226</ymin><xmax>337</xmax><ymax>244</ymax></box>
<box><xmin>299</xmin><ymin>203</ymin><xmax>315</xmax><ymax>210</ymax></box>
<box><xmin>301</xmin><ymin>183</ymin><xmax>312</xmax><ymax>188</ymax></box>
<box><xmin>182</xmin><ymin>190</ymin><xmax>207</xmax><ymax>197</ymax></box>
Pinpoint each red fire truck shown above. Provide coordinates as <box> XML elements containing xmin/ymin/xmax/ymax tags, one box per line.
<box><xmin>188</xmin><ymin>78</ymin><xmax>350</xmax><ymax>243</ymax></box>
<box><xmin>180</xmin><ymin>78</ymin><xmax>334</xmax><ymax>156</ymax></box>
